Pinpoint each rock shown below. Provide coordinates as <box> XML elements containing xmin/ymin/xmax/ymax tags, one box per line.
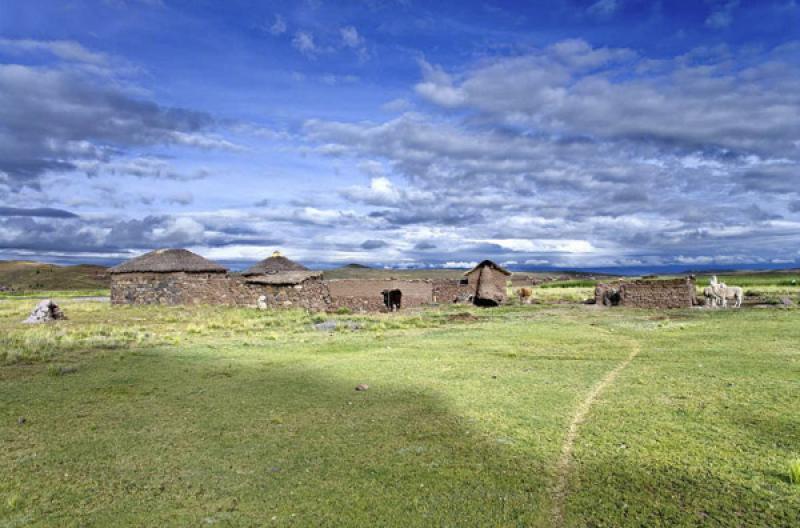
<box><xmin>314</xmin><ymin>320</ymin><xmax>338</xmax><ymax>331</ymax></box>
<box><xmin>59</xmin><ymin>366</ymin><xmax>78</xmax><ymax>375</ymax></box>
<box><xmin>314</xmin><ymin>320</ymin><xmax>362</xmax><ymax>332</ymax></box>
<box><xmin>17</xmin><ymin>417</ymin><xmax>26</xmax><ymax>425</ymax></box>
<box><xmin>780</xmin><ymin>297</ymin><xmax>793</xmax><ymax>306</ymax></box>
<box><xmin>355</xmin><ymin>384</ymin><xmax>369</xmax><ymax>391</ymax></box>
<box><xmin>256</xmin><ymin>295</ymin><xmax>268</xmax><ymax>310</ymax></box>
<box><xmin>23</xmin><ymin>299</ymin><xmax>67</xmax><ymax>324</ymax></box>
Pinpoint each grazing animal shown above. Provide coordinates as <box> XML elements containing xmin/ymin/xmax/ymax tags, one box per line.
<box><xmin>709</xmin><ymin>276</ymin><xmax>743</xmax><ymax>308</ymax></box>
<box><xmin>703</xmin><ymin>286</ymin><xmax>718</xmax><ymax>307</ymax></box>
<box><xmin>518</xmin><ymin>287</ymin><xmax>534</xmax><ymax>304</ymax></box>
<box><xmin>720</xmin><ymin>285</ymin><xmax>743</xmax><ymax>308</ymax></box>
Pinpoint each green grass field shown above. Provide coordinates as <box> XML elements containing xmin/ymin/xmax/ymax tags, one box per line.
<box><xmin>1</xmin><ymin>295</ymin><xmax>799</xmax><ymax>527</ymax></box>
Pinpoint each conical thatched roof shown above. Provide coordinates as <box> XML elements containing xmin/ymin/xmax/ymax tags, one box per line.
<box><xmin>242</xmin><ymin>250</ymin><xmax>308</xmax><ymax>276</ymax></box>
<box><xmin>110</xmin><ymin>249</ymin><xmax>227</xmax><ymax>274</ymax></box>
<box><xmin>464</xmin><ymin>260</ymin><xmax>511</xmax><ymax>277</ymax></box>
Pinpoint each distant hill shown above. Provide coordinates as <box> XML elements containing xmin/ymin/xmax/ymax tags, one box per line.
<box><xmin>0</xmin><ymin>261</ymin><xmax>110</xmax><ymax>291</ymax></box>
<box><xmin>344</xmin><ymin>263</ymin><xmax>371</xmax><ymax>269</ymax></box>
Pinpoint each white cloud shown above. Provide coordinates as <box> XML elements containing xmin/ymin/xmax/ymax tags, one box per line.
<box><xmin>340</xmin><ymin>26</ymin><xmax>363</xmax><ymax>48</ymax></box>
<box><xmin>292</xmin><ymin>31</ymin><xmax>317</xmax><ymax>56</ymax></box>
<box><xmin>269</xmin><ymin>14</ymin><xmax>287</xmax><ymax>35</ymax></box>
<box><xmin>0</xmin><ymin>38</ymin><xmax>108</xmax><ymax>65</ymax></box>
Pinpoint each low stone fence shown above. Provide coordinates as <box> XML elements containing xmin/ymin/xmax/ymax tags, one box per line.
<box><xmin>595</xmin><ymin>278</ymin><xmax>696</xmax><ymax>308</ymax></box>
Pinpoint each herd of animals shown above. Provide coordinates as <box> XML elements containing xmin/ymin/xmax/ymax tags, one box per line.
<box><xmin>702</xmin><ymin>275</ymin><xmax>744</xmax><ymax>308</ymax></box>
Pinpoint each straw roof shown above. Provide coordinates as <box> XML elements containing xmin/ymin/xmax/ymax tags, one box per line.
<box><xmin>242</xmin><ymin>250</ymin><xmax>309</xmax><ymax>276</ymax></box>
<box><xmin>464</xmin><ymin>260</ymin><xmax>511</xmax><ymax>277</ymax></box>
<box><xmin>110</xmin><ymin>249</ymin><xmax>227</xmax><ymax>274</ymax></box>
<box><xmin>244</xmin><ymin>271</ymin><xmax>322</xmax><ymax>285</ymax></box>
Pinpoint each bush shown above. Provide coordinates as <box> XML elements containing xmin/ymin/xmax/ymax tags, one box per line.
<box><xmin>335</xmin><ymin>307</ymin><xmax>352</xmax><ymax>315</ymax></box>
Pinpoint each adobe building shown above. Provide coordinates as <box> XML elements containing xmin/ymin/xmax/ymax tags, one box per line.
<box><xmin>464</xmin><ymin>260</ymin><xmax>512</xmax><ymax>306</ymax></box>
<box><xmin>594</xmin><ymin>277</ymin><xmax>696</xmax><ymax>308</ymax></box>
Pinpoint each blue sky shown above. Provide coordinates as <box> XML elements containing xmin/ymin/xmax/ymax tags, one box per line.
<box><xmin>0</xmin><ymin>0</ymin><xmax>798</xmax><ymax>271</ymax></box>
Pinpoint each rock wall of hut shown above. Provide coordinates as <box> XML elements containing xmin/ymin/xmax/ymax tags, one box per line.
<box><xmin>595</xmin><ymin>278</ymin><xmax>696</xmax><ymax>309</ymax></box>
<box><xmin>111</xmin><ymin>272</ymin><xmax>235</xmax><ymax>305</ymax></box>
<box><xmin>111</xmin><ymin>272</ymin><xmax>331</xmax><ymax>309</ymax></box>
<box><xmin>111</xmin><ymin>274</ymin><xmax>452</xmax><ymax>312</ymax></box>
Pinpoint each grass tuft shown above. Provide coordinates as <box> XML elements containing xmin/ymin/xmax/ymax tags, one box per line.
<box><xmin>790</xmin><ymin>460</ymin><xmax>800</xmax><ymax>485</ymax></box>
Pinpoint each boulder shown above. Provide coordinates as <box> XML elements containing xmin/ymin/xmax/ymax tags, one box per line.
<box><xmin>23</xmin><ymin>299</ymin><xmax>66</xmax><ymax>324</ymax></box>
<box><xmin>256</xmin><ymin>295</ymin><xmax>269</xmax><ymax>310</ymax></box>
<box><xmin>355</xmin><ymin>384</ymin><xmax>369</xmax><ymax>391</ymax></box>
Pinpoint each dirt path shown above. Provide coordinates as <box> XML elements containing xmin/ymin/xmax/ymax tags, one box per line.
<box><xmin>551</xmin><ymin>339</ymin><xmax>641</xmax><ymax>527</ymax></box>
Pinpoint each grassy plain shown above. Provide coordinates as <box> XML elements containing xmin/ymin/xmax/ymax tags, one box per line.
<box><xmin>1</xmin><ymin>294</ymin><xmax>799</xmax><ymax>527</ymax></box>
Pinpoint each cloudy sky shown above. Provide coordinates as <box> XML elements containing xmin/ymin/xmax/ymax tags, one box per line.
<box><xmin>1</xmin><ymin>0</ymin><xmax>798</xmax><ymax>271</ymax></box>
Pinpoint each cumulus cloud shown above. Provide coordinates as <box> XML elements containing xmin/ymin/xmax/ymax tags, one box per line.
<box><xmin>302</xmin><ymin>39</ymin><xmax>800</xmax><ymax>267</ymax></box>
<box><xmin>0</xmin><ymin>59</ymin><xmax>234</xmax><ymax>187</ymax></box>
<box><xmin>292</xmin><ymin>31</ymin><xmax>317</xmax><ymax>56</ymax></box>
<box><xmin>268</xmin><ymin>14</ymin><xmax>287</xmax><ymax>35</ymax></box>
<box><xmin>706</xmin><ymin>1</ymin><xmax>739</xmax><ymax>28</ymax></box>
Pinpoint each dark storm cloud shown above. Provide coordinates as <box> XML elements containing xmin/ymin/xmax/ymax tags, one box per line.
<box><xmin>0</xmin><ymin>206</ymin><xmax>78</xmax><ymax>218</ymax></box>
<box><xmin>0</xmin><ymin>54</ymin><xmax>233</xmax><ymax>187</ymax></box>
<box><xmin>414</xmin><ymin>241</ymin><xmax>436</xmax><ymax>250</ymax></box>
<box><xmin>361</xmin><ymin>239</ymin><xmax>388</xmax><ymax>249</ymax></box>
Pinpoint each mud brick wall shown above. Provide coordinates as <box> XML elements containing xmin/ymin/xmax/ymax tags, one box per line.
<box><xmin>326</xmin><ymin>279</ymin><xmax>433</xmax><ymax>312</ymax></box>
<box><xmin>595</xmin><ymin>278</ymin><xmax>695</xmax><ymax>308</ymax></box>
<box><xmin>431</xmin><ymin>279</ymin><xmax>473</xmax><ymax>304</ymax></box>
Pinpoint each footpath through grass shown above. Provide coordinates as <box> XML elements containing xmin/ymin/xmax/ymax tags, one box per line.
<box><xmin>1</xmin><ymin>298</ymin><xmax>798</xmax><ymax>527</ymax></box>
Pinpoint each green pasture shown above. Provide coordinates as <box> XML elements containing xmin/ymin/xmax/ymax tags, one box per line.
<box><xmin>1</xmin><ymin>296</ymin><xmax>799</xmax><ymax>527</ymax></box>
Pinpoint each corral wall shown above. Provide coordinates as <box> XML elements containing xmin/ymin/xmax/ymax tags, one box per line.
<box><xmin>431</xmin><ymin>279</ymin><xmax>473</xmax><ymax>304</ymax></box>
<box><xmin>326</xmin><ymin>279</ymin><xmax>433</xmax><ymax>312</ymax></box>
<box><xmin>112</xmin><ymin>273</ymin><xmax>438</xmax><ymax>312</ymax></box>
<box><xmin>595</xmin><ymin>278</ymin><xmax>695</xmax><ymax>309</ymax></box>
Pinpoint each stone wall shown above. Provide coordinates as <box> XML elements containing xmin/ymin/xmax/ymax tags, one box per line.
<box><xmin>111</xmin><ymin>272</ymin><xmax>235</xmax><ymax>305</ymax></box>
<box><xmin>595</xmin><ymin>278</ymin><xmax>695</xmax><ymax>308</ymax></box>
<box><xmin>431</xmin><ymin>279</ymin><xmax>473</xmax><ymax>304</ymax></box>
<box><xmin>111</xmin><ymin>272</ymin><xmax>330</xmax><ymax>310</ymax></box>
<box><xmin>326</xmin><ymin>279</ymin><xmax>433</xmax><ymax>313</ymax></box>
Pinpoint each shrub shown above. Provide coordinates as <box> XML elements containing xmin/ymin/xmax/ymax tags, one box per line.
<box><xmin>336</xmin><ymin>307</ymin><xmax>352</xmax><ymax>315</ymax></box>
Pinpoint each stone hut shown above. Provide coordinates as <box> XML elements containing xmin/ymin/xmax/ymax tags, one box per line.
<box><xmin>242</xmin><ymin>270</ymin><xmax>330</xmax><ymax>311</ymax></box>
<box><xmin>110</xmin><ymin>248</ymin><xmax>230</xmax><ymax>305</ymax></box>
<box><xmin>464</xmin><ymin>260</ymin><xmax>511</xmax><ymax>306</ymax></box>
<box><xmin>595</xmin><ymin>277</ymin><xmax>696</xmax><ymax>309</ymax></box>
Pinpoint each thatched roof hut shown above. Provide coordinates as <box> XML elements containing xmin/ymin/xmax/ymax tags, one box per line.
<box><xmin>242</xmin><ymin>250</ymin><xmax>309</xmax><ymax>276</ymax></box>
<box><xmin>244</xmin><ymin>271</ymin><xmax>322</xmax><ymax>286</ymax></box>
<box><xmin>110</xmin><ymin>248</ymin><xmax>227</xmax><ymax>274</ymax></box>
<box><xmin>464</xmin><ymin>260</ymin><xmax>511</xmax><ymax>278</ymax></box>
<box><xmin>464</xmin><ymin>260</ymin><xmax>511</xmax><ymax>306</ymax></box>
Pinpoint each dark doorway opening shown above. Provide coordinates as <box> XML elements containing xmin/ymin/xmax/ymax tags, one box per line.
<box><xmin>383</xmin><ymin>289</ymin><xmax>402</xmax><ymax>311</ymax></box>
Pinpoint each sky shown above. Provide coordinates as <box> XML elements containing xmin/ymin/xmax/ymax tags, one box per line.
<box><xmin>0</xmin><ymin>0</ymin><xmax>798</xmax><ymax>272</ymax></box>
